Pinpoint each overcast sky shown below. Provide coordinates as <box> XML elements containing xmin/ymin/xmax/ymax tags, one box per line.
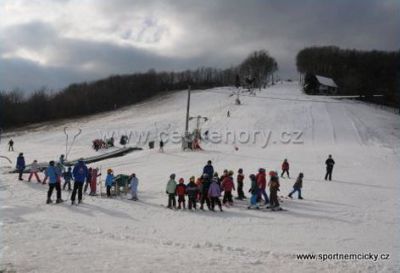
<box><xmin>1</xmin><ymin>0</ymin><xmax>399</xmax><ymax>92</ymax></box>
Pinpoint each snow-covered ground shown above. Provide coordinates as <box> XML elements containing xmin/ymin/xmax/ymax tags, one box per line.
<box><xmin>1</xmin><ymin>82</ymin><xmax>399</xmax><ymax>273</ymax></box>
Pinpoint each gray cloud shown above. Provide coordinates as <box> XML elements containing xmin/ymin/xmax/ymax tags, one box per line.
<box><xmin>0</xmin><ymin>0</ymin><xmax>398</xmax><ymax>92</ymax></box>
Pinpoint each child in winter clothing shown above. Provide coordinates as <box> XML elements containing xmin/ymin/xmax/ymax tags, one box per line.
<box><xmin>236</xmin><ymin>168</ymin><xmax>246</xmax><ymax>200</ymax></box>
<box><xmin>84</xmin><ymin>167</ymin><xmax>92</xmax><ymax>193</ymax></box>
<box><xmin>289</xmin><ymin>173</ymin><xmax>303</xmax><ymax>199</ymax></box>
<box><xmin>129</xmin><ymin>173</ymin><xmax>139</xmax><ymax>200</ymax></box>
<box><xmin>186</xmin><ymin>176</ymin><xmax>199</xmax><ymax>210</ymax></box>
<box><xmin>176</xmin><ymin>178</ymin><xmax>187</xmax><ymax>209</ymax></box>
<box><xmin>256</xmin><ymin>168</ymin><xmax>269</xmax><ymax>205</ymax></box>
<box><xmin>281</xmin><ymin>159</ymin><xmax>290</xmax><ymax>178</ymax></box>
<box><xmin>199</xmin><ymin>173</ymin><xmax>211</xmax><ymax>210</ymax></box>
<box><xmin>105</xmin><ymin>169</ymin><xmax>114</xmax><ymax>197</ymax></box>
<box><xmin>268</xmin><ymin>173</ymin><xmax>280</xmax><ymax>209</ymax></box>
<box><xmin>89</xmin><ymin>168</ymin><xmax>101</xmax><ymax>196</ymax></box>
<box><xmin>208</xmin><ymin>178</ymin><xmax>223</xmax><ymax>212</ymax></box>
<box><xmin>248</xmin><ymin>174</ymin><xmax>259</xmax><ymax>209</ymax></box>
<box><xmin>28</xmin><ymin>160</ymin><xmax>41</xmax><ymax>183</ymax></box>
<box><xmin>16</xmin><ymin>153</ymin><xmax>25</xmax><ymax>181</ymax></box>
<box><xmin>46</xmin><ymin>161</ymin><xmax>63</xmax><ymax>204</ymax></box>
<box><xmin>221</xmin><ymin>170</ymin><xmax>235</xmax><ymax>205</ymax></box>
<box><xmin>166</xmin><ymin>174</ymin><xmax>177</xmax><ymax>208</ymax></box>
<box><xmin>62</xmin><ymin>167</ymin><xmax>73</xmax><ymax>191</ymax></box>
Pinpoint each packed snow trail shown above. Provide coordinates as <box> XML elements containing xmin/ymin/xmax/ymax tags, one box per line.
<box><xmin>1</xmin><ymin>82</ymin><xmax>399</xmax><ymax>273</ymax></box>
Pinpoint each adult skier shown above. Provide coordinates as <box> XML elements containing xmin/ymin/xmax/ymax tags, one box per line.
<box><xmin>325</xmin><ymin>155</ymin><xmax>335</xmax><ymax>181</ymax></box>
<box><xmin>16</xmin><ymin>153</ymin><xmax>25</xmax><ymax>181</ymax></box>
<box><xmin>71</xmin><ymin>158</ymin><xmax>88</xmax><ymax>204</ymax></box>
<box><xmin>202</xmin><ymin>160</ymin><xmax>214</xmax><ymax>179</ymax></box>
<box><xmin>8</xmin><ymin>139</ymin><xmax>14</xmax><ymax>151</ymax></box>
<box><xmin>46</xmin><ymin>161</ymin><xmax>63</xmax><ymax>204</ymax></box>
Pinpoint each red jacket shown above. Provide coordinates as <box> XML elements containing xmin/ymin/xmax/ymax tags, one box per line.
<box><xmin>221</xmin><ymin>177</ymin><xmax>235</xmax><ymax>192</ymax></box>
<box><xmin>282</xmin><ymin>162</ymin><xmax>289</xmax><ymax>170</ymax></box>
<box><xmin>256</xmin><ymin>172</ymin><xmax>266</xmax><ymax>189</ymax></box>
<box><xmin>237</xmin><ymin>174</ymin><xmax>244</xmax><ymax>183</ymax></box>
<box><xmin>176</xmin><ymin>184</ymin><xmax>186</xmax><ymax>196</ymax></box>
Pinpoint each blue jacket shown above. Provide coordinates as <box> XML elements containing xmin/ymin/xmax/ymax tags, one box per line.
<box><xmin>63</xmin><ymin>170</ymin><xmax>73</xmax><ymax>182</ymax></box>
<box><xmin>47</xmin><ymin>166</ymin><xmax>58</xmax><ymax>184</ymax></box>
<box><xmin>105</xmin><ymin>174</ymin><xmax>114</xmax><ymax>187</ymax></box>
<box><xmin>203</xmin><ymin>164</ymin><xmax>214</xmax><ymax>178</ymax></box>
<box><xmin>73</xmin><ymin>161</ymin><xmax>88</xmax><ymax>183</ymax></box>
<box><xmin>16</xmin><ymin>156</ymin><xmax>25</xmax><ymax>170</ymax></box>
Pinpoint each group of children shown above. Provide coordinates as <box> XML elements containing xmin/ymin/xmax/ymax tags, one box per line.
<box><xmin>164</xmin><ymin>160</ymin><xmax>304</xmax><ymax>212</ymax></box>
<box><xmin>105</xmin><ymin>169</ymin><xmax>139</xmax><ymax>200</ymax></box>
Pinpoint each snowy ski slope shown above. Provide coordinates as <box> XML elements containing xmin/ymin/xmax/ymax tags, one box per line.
<box><xmin>1</xmin><ymin>82</ymin><xmax>399</xmax><ymax>273</ymax></box>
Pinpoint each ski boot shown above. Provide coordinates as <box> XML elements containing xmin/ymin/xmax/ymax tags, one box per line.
<box><xmin>46</xmin><ymin>199</ymin><xmax>52</xmax><ymax>204</ymax></box>
<box><xmin>298</xmin><ymin>197</ymin><xmax>304</xmax><ymax>200</ymax></box>
<box><xmin>71</xmin><ymin>200</ymin><xmax>75</xmax><ymax>205</ymax></box>
<box><xmin>56</xmin><ymin>199</ymin><xmax>64</xmax><ymax>204</ymax></box>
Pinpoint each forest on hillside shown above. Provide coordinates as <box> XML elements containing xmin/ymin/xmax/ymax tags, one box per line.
<box><xmin>0</xmin><ymin>50</ymin><xmax>277</xmax><ymax>129</ymax></box>
<box><xmin>296</xmin><ymin>46</ymin><xmax>400</xmax><ymax>106</ymax></box>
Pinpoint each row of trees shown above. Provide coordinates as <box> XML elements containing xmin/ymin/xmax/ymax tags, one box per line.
<box><xmin>0</xmin><ymin>50</ymin><xmax>278</xmax><ymax>129</ymax></box>
<box><xmin>296</xmin><ymin>46</ymin><xmax>400</xmax><ymax>105</ymax></box>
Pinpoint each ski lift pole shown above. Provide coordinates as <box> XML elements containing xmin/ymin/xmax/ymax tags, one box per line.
<box><xmin>64</xmin><ymin>127</ymin><xmax>69</xmax><ymax>159</ymax></box>
<box><xmin>185</xmin><ymin>85</ymin><xmax>191</xmax><ymax>136</ymax></box>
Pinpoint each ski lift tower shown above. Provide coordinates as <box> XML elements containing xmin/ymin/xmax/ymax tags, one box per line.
<box><xmin>182</xmin><ymin>86</ymin><xmax>192</xmax><ymax>150</ymax></box>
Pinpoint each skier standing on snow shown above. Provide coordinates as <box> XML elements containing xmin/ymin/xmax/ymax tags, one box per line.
<box><xmin>16</xmin><ymin>153</ymin><xmax>25</xmax><ymax>181</ymax></box>
<box><xmin>256</xmin><ymin>168</ymin><xmax>269</xmax><ymax>205</ymax></box>
<box><xmin>236</xmin><ymin>168</ymin><xmax>246</xmax><ymax>200</ymax></box>
<box><xmin>221</xmin><ymin>170</ymin><xmax>235</xmax><ymax>206</ymax></box>
<box><xmin>281</xmin><ymin>159</ymin><xmax>290</xmax><ymax>178</ymax></box>
<box><xmin>288</xmin><ymin>173</ymin><xmax>304</xmax><ymax>199</ymax></box>
<box><xmin>71</xmin><ymin>159</ymin><xmax>88</xmax><ymax>204</ymax></box>
<box><xmin>46</xmin><ymin>161</ymin><xmax>63</xmax><ymax>204</ymax></box>
<box><xmin>268</xmin><ymin>172</ymin><xmax>281</xmax><ymax>210</ymax></box>
<box><xmin>159</xmin><ymin>140</ymin><xmax>164</xmax><ymax>152</ymax></box>
<box><xmin>84</xmin><ymin>167</ymin><xmax>92</xmax><ymax>194</ymax></box>
<box><xmin>28</xmin><ymin>159</ymin><xmax>41</xmax><ymax>183</ymax></box>
<box><xmin>203</xmin><ymin>160</ymin><xmax>214</xmax><ymax>179</ymax></box>
<box><xmin>8</xmin><ymin>139</ymin><xmax>14</xmax><ymax>151</ymax></box>
<box><xmin>166</xmin><ymin>174</ymin><xmax>177</xmax><ymax>209</ymax></box>
<box><xmin>208</xmin><ymin>177</ymin><xmax>223</xmax><ymax>212</ymax></box>
<box><xmin>129</xmin><ymin>173</ymin><xmax>138</xmax><ymax>200</ymax></box>
<box><xmin>186</xmin><ymin>176</ymin><xmax>199</xmax><ymax>210</ymax></box>
<box><xmin>199</xmin><ymin>173</ymin><xmax>211</xmax><ymax>210</ymax></box>
<box><xmin>176</xmin><ymin>178</ymin><xmax>187</xmax><ymax>209</ymax></box>
<box><xmin>325</xmin><ymin>155</ymin><xmax>335</xmax><ymax>181</ymax></box>
<box><xmin>89</xmin><ymin>168</ymin><xmax>101</xmax><ymax>196</ymax></box>
<box><xmin>248</xmin><ymin>174</ymin><xmax>259</xmax><ymax>209</ymax></box>
<box><xmin>63</xmin><ymin>166</ymin><xmax>73</xmax><ymax>191</ymax></box>
<box><xmin>105</xmin><ymin>169</ymin><xmax>114</xmax><ymax>197</ymax></box>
